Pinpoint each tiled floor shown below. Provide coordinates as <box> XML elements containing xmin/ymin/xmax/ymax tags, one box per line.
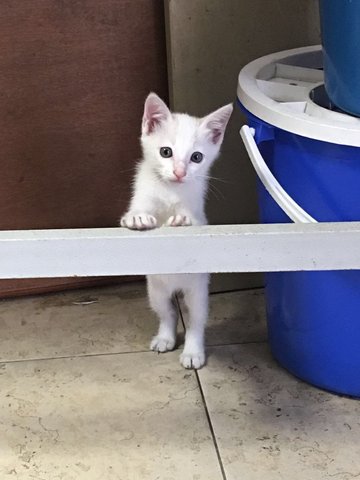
<box><xmin>0</xmin><ymin>281</ymin><xmax>359</xmax><ymax>479</ymax></box>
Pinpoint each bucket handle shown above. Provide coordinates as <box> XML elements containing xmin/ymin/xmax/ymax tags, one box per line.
<box><xmin>240</xmin><ymin>125</ymin><xmax>317</xmax><ymax>223</ymax></box>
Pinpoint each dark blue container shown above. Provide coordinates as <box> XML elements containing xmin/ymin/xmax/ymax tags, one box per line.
<box><xmin>243</xmin><ymin>108</ymin><xmax>360</xmax><ymax>397</ymax></box>
<box><xmin>320</xmin><ymin>0</ymin><xmax>360</xmax><ymax>116</ymax></box>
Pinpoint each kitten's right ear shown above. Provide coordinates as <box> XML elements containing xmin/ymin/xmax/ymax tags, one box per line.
<box><xmin>142</xmin><ymin>93</ymin><xmax>171</xmax><ymax>135</ymax></box>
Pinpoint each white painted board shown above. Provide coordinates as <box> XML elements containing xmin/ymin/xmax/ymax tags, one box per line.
<box><xmin>0</xmin><ymin>223</ymin><xmax>359</xmax><ymax>278</ymax></box>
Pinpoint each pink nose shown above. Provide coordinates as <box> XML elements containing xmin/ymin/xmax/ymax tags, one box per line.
<box><xmin>173</xmin><ymin>169</ymin><xmax>186</xmax><ymax>180</ymax></box>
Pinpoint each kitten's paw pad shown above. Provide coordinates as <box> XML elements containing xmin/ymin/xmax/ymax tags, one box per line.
<box><xmin>150</xmin><ymin>335</ymin><xmax>176</xmax><ymax>353</ymax></box>
<box><xmin>166</xmin><ymin>215</ymin><xmax>192</xmax><ymax>227</ymax></box>
<box><xmin>180</xmin><ymin>350</ymin><xmax>206</xmax><ymax>369</ymax></box>
<box><xmin>120</xmin><ymin>214</ymin><xmax>157</xmax><ymax>230</ymax></box>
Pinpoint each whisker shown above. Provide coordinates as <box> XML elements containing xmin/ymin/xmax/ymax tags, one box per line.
<box><xmin>208</xmin><ymin>182</ymin><xmax>226</xmax><ymax>200</ymax></box>
<box><xmin>197</xmin><ymin>174</ymin><xmax>234</xmax><ymax>185</ymax></box>
<box><xmin>206</xmin><ymin>183</ymin><xmax>224</xmax><ymax>201</ymax></box>
<box><xmin>204</xmin><ymin>183</ymin><xmax>217</xmax><ymax>200</ymax></box>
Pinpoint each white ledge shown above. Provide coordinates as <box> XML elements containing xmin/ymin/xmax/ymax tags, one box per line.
<box><xmin>0</xmin><ymin>222</ymin><xmax>360</xmax><ymax>278</ymax></box>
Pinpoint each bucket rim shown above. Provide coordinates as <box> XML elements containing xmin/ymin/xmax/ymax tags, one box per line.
<box><xmin>237</xmin><ymin>45</ymin><xmax>360</xmax><ymax>147</ymax></box>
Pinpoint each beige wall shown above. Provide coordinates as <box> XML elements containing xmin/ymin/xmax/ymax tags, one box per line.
<box><xmin>165</xmin><ymin>0</ymin><xmax>321</xmax><ymax>291</ymax></box>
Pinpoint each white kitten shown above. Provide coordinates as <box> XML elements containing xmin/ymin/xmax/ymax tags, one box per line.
<box><xmin>121</xmin><ymin>93</ymin><xmax>233</xmax><ymax>368</ymax></box>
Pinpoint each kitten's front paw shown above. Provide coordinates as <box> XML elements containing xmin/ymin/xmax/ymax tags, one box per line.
<box><xmin>150</xmin><ymin>335</ymin><xmax>176</xmax><ymax>353</ymax></box>
<box><xmin>120</xmin><ymin>213</ymin><xmax>157</xmax><ymax>230</ymax></box>
<box><xmin>166</xmin><ymin>215</ymin><xmax>192</xmax><ymax>227</ymax></box>
<box><xmin>180</xmin><ymin>349</ymin><xmax>206</xmax><ymax>369</ymax></box>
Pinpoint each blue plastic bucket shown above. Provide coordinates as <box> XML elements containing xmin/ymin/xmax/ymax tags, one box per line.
<box><xmin>320</xmin><ymin>0</ymin><xmax>360</xmax><ymax>116</ymax></box>
<box><xmin>237</xmin><ymin>46</ymin><xmax>360</xmax><ymax>397</ymax></box>
<box><xmin>244</xmin><ymin>109</ymin><xmax>360</xmax><ymax>396</ymax></box>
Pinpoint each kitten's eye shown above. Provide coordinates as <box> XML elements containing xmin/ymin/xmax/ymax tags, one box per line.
<box><xmin>190</xmin><ymin>151</ymin><xmax>203</xmax><ymax>163</ymax></box>
<box><xmin>160</xmin><ymin>147</ymin><xmax>173</xmax><ymax>158</ymax></box>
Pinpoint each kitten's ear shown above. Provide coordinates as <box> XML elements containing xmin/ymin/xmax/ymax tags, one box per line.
<box><xmin>201</xmin><ymin>103</ymin><xmax>233</xmax><ymax>145</ymax></box>
<box><xmin>142</xmin><ymin>93</ymin><xmax>171</xmax><ymax>135</ymax></box>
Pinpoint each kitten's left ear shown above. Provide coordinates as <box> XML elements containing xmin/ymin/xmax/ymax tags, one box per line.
<box><xmin>201</xmin><ymin>103</ymin><xmax>233</xmax><ymax>145</ymax></box>
<box><xmin>142</xmin><ymin>92</ymin><xmax>171</xmax><ymax>135</ymax></box>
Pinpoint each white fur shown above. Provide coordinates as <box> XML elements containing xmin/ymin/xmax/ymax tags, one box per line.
<box><xmin>121</xmin><ymin>93</ymin><xmax>233</xmax><ymax>368</ymax></box>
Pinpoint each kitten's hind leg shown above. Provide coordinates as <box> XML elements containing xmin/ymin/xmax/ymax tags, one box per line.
<box><xmin>180</xmin><ymin>273</ymin><xmax>209</xmax><ymax>369</ymax></box>
<box><xmin>148</xmin><ymin>276</ymin><xmax>178</xmax><ymax>353</ymax></box>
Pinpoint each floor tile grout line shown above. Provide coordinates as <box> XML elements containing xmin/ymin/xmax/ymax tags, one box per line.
<box><xmin>195</xmin><ymin>370</ymin><xmax>228</xmax><ymax>480</ymax></box>
<box><xmin>210</xmin><ymin>285</ymin><xmax>264</xmax><ymax>296</ymax></box>
<box><xmin>0</xmin><ymin>341</ymin><xmax>268</xmax><ymax>366</ymax></box>
<box><xmin>175</xmin><ymin>294</ymin><xmax>186</xmax><ymax>330</ymax></box>
<box><xmin>0</xmin><ymin>348</ymin><xmax>182</xmax><ymax>365</ymax></box>
<box><xmin>176</xmin><ymin>294</ymin><xmax>227</xmax><ymax>480</ymax></box>
<box><xmin>209</xmin><ymin>340</ymin><xmax>267</xmax><ymax>348</ymax></box>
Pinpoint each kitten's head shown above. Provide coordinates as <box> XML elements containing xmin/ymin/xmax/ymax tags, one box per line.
<box><xmin>140</xmin><ymin>93</ymin><xmax>233</xmax><ymax>184</ymax></box>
